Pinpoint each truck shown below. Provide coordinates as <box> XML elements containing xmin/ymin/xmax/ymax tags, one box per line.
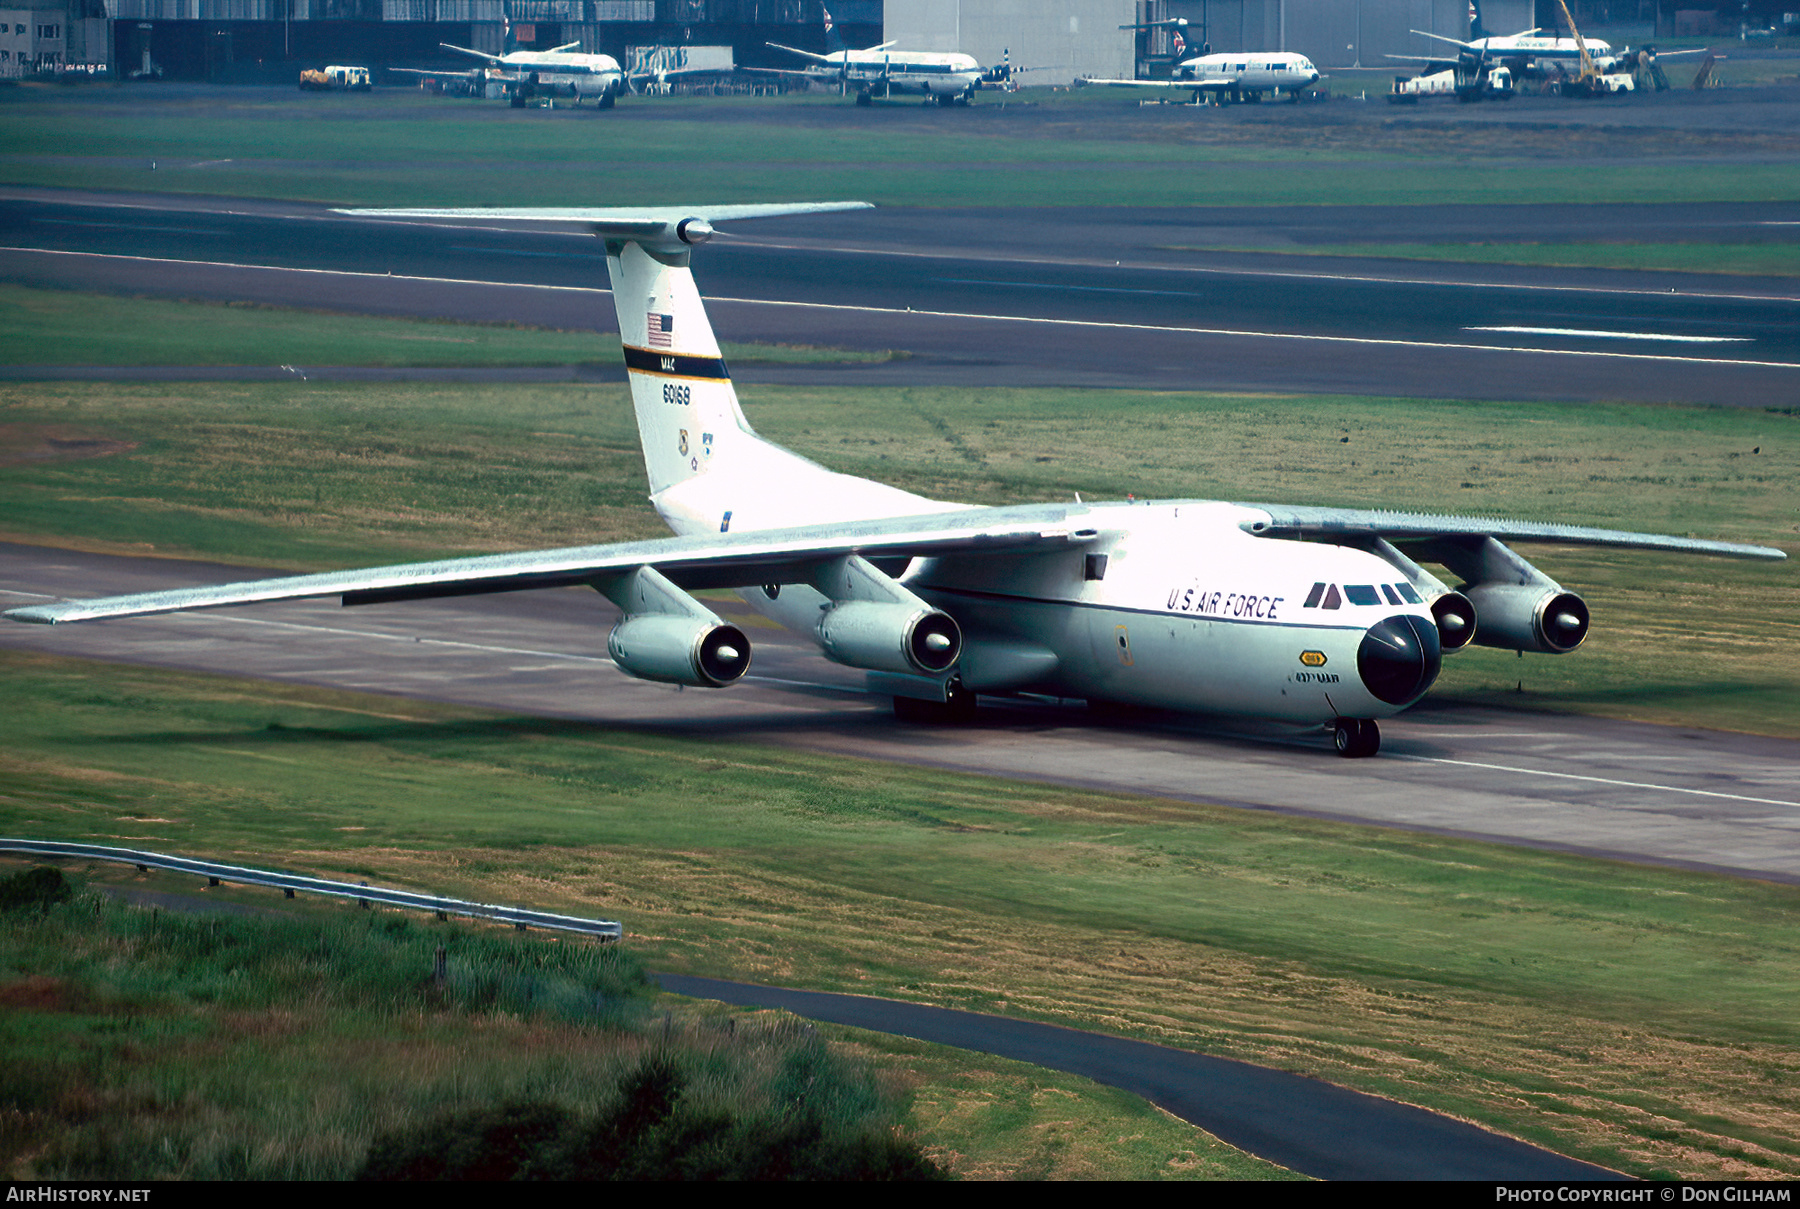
<box><xmin>299</xmin><ymin>65</ymin><xmax>372</xmax><ymax>92</ymax></box>
<box><xmin>1389</xmin><ymin>62</ymin><xmax>1513</xmax><ymax>102</ymax></box>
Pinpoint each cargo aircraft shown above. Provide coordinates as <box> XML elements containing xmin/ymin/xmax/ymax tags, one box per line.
<box><xmin>7</xmin><ymin>204</ymin><xmax>1783</xmax><ymax>758</ymax></box>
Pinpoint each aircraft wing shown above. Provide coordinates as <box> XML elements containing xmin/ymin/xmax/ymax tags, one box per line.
<box><xmin>1410</xmin><ymin>30</ymin><xmax>1476</xmax><ymax>49</ymax></box>
<box><xmin>1236</xmin><ymin>504</ymin><xmax>1787</xmax><ymax>561</ymax></box>
<box><xmin>439</xmin><ymin>43</ymin><xmax>503</xmax><ymax>65</ymax></box>
<box><xmin>1077</xmin><ymin>77</ymin><xmax>1227</xmax><ymax>91</ymax></box>
<box><xmin>5</xmin><ymin>505</ymin><xmax>1093</xmax><ymax>626</ymax></box>
<box><xmin>765</xmin><ymin>41</ymin><xmax>832</xmax><ymax>64</ymax></box>
<box><xmin>388</xmin><ymin>67</ymin><xmax>489</xmax><ymax>81</ymax></box>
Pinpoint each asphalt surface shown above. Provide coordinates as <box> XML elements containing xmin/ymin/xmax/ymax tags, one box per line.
<box><xmin>4</xmin><ymin>188</ymin><xmax>1800</xmax><ymax>403</ymax></box>
<box><xmin>655</xmin><ymin>973</ymin><xmax>1617</xmax><ymax>1181</ymax></box>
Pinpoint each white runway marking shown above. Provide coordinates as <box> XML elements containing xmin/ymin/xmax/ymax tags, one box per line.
<box><xmin>198</xmin><ymin>613</ymin><xmax>615</xmax><ymax>663</ymax></box>
<box><xmin>6</xmin><ymin>247</ymin><xmax>1797</xmax><ymax>371</ymax></box>
<box><xmin>1466</xmin><ymin>326</ymin><xmax>1750</xmax><ymax>344</ymax></box>
<box><xmin>1395</xmin><ymin>754</ymin><xmax>1800</xmax><ymax>809</ymax></box>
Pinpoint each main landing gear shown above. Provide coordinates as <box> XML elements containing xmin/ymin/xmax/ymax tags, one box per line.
<box><xmin>1333</xmin><ymin>717</ymin><xmax>1380</xmax><ymax>759</ymax></box>
<box><xmin>892</xmin><ymin>678</ymin><xmax>978</xmax><ymax>724</ymax></box>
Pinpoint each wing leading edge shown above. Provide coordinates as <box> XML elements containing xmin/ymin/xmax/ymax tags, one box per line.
<box><xmin>5</xmin><ymin>504</ymin><xmax>1088</xmax><ymax>626</ymax></box>
<box><xmin>1236</xmin><ymin>504</ymin><xmax>1787</xmax><ymax>561</ymax></box>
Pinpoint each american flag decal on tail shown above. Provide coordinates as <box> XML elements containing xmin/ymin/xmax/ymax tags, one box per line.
<box><xmin>646</xmin><ymin>312</ymin><xmax>674</xmax><ymax>348</ymax></box>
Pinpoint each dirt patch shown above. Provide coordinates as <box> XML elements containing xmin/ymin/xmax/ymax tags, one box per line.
<box><xmin>0</xmin><ymin>424</ymin><xmax>136</xmax><ymax>466</ymax></box>
<box><xmin>0</xmin><ymin>975</ymin><xmax>82</xmax><ymax>1012</ymax></box>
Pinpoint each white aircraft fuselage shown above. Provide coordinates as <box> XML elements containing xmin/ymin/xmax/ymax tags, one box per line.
<box><xmin>444</xmin><ymin>43</ymin><xmax>624</xmax><ymax>102</ymax></box>
<box><xmin>1079</xmin><ymin>53</ymin><xmax>1321</xmax><ymax>103</ymax></box>
<box><xmin>766</xmin><ymin>42</ymin><xmax>985</xmax><ymax>102</ymax></box>
<box><xmin>1170</xmin><ymin>51</ymin><xmax>1321</xmax><ymax>95</ymax></box>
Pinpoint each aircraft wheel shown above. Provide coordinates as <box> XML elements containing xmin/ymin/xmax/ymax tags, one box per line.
<box><xmin>598</xmin><ymin>89</ymin><xmax>615</xmax><ymax>109</ymax></box>
<box><xmin>1333</xmin><ymin>718</ymin><xmax>1380</xmax><ymax>759</ymax></box>
<box><xmin>855</xmin><ymin>91</ymin><xmax>873</xmax><ymax>107</ymax></box>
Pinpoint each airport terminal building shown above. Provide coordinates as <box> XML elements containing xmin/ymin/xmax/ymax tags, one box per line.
<box><xmin>9</xmin><ymin>0</ymin><xmax>1784</xmax><ymax>82</ymax></box>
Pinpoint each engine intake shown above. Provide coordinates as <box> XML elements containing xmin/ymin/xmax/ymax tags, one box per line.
<box><xmin>1429</xmin><ymin>590</ymin><xmax>1477</xmax><ymax>652</ymax></box>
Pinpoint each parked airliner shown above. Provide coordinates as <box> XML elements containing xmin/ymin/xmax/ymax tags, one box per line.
<box><xmin>1396</xmin><ymin>0</ymin><xmax>1610</xmax><ymax>78</ymax></box>
<box><xmin>394</xmin><ymin>40</ymin><xmax>626</xmax><ymax>108</ymax></box>
<box><xmin>1080</xmin><ymin>51</ymin><xmax>1322</xmax><ymax>103</ymax></box>
<box><xmin>7</xmin><ymin>205</ymin><xmax>1782</xmax><ymax>758</ymax></box>
<box><xmin>753</xmin><ymin>5</ymin><xmax>989</xmax><ymax>106</ymax></box>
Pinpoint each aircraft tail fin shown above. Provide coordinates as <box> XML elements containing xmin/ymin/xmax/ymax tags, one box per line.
<box><xmin>823</xmin><ymin>5</ymin><xmax>846</xmax><ymax>54</ymax></box>
<box><xmin>1469</xmin><ymin>0</ymin><xmax>1487</xmax><ymax>41</ymax></box>
<box><xmin>330</xmin><ymin>203</ymin><xmax>944</xmax><ymax>535</ymax></box>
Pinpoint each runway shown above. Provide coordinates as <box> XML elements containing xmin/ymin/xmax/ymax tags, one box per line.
<box><xmin>7</xmin><ymin>542</ymin><xmax>1798</xmax><ymax>885</ymax></box>
<box><xmin>5</xmin><ymin>188</ymin><xmax>1800</xmax><ymax>403</ymax></box>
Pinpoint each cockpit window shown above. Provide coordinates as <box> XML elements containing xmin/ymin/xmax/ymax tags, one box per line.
<box><xmin>1321</xmin><ymin>584</ymin><xmax>1342</xmax><ymax>609</ymax></box>
<box><xmin>1394</xmin><ymin>582</ymin><xmax>1423</xmax><ymax>605</ymax></box>
<box><xmin>1343</xmin><ymin>585</ymin><xmax>1380</xmax><ymax>606</ymax></box>
<box><xmin>1302</xmin><ymin>582</ymin><xmax>1326</xmax><ymax>608</ymax></box>
<box><xmin>1381</xmin><ymin>584</ymin><xmax>1401</xmax><ymax>605</ymax></box>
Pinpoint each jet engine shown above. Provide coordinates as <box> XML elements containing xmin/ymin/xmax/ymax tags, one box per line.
<box><xmin>593</xmin><ymin>564</ymin><xmax>752</xmax><ymax>688</ymax></box>
<box><xmin>817</xmin><ymin>601</ymin><xmax>960</xmax><ymax>675</ymax></box>
<box><xmin>809</xmin><ymin>553</ymin><xmax>962</xmax><ymax>676</ymax></box>
<box><xmin>1412</xmin><ymin>535</ymin><xmax>1590</xmax><ymax>655</ymax></box>
<box><xmin>607</xmin><ymin>615</ymin><xmax>750</xmax><ymax>687</ymax></box>
<box><xmin>1464</xmin><ymin>584</ymin><xmax>1589</xmax><ymax>654</ymax></box>
<box><xmin>1428</xmin><ymin>589</ymin><xmax>1477</xmax><ymax>652</ymax></box>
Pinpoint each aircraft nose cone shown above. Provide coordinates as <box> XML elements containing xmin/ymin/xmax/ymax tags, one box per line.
<box><xmin>1358</xmin><ymin>614</ymin><xmax>1441</xmax><ymax>706</ymax></box>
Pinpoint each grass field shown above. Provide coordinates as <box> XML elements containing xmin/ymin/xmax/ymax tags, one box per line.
<box><xmin>3</xmin><ymin>650</ymin><xmax>1796</xmax><ymax>1179</ymax></box>
<box><xmin>3</xmin><ymin>83</ymin><xmax>1799</xmax><ymax>208</ymax></box>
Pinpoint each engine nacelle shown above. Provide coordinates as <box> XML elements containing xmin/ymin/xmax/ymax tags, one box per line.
<box><xmin>816</xmin><ymin>601</ymin><xmax>961</xmax><ymax>676</ymax></box>
<box><xmin>607</xmin><ymin>615</ymin><xmax>751</xmax><ymax>687</ymax></box>
<box><xmin>1429</xmin><ymin>589</ymin><xmax>1477</xmax><ymax>652</ymax></box>
<box><xmin>1465</xmin><ymin>584</ymin><xmax>1589</xmax><ymax>654</ymax></box>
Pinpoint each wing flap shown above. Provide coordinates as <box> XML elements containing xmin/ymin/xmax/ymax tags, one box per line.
<box><xmin>6</xmin><ymin>505</ymin><xmax>1086</xmax><ymax>626</ymax></box>
<box><xmin>1236</xmin><ymin>503</ymin><xmax>1787</xmax><ymax>561</ymax></box>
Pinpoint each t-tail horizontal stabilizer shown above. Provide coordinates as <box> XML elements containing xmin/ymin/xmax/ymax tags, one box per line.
<box><xmin>334</xmin><ymin>201</ymin><xmax>873</xmax><ymax>250</ymax></box>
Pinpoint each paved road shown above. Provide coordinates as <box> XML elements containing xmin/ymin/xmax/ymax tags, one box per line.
<box><xmin>4</xmin><ymin>189</ymin><xmax>1799</xmax><ymax>403</ymax></box>
<box><xmin>656</xmin><ymin>973</ymin><xmax>1618</xmax><ymax>1181</ymax></box>
<box><xmin>7</xmin><ymin>543</ymin><xmax>1798</xmax><ymax>885</ymax></box>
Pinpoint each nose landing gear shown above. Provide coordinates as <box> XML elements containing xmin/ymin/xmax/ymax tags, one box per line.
<box><xmin>1333</xmin><ymin>717</ymin><xmax>1380</xmax><ymax>758</ymax></box>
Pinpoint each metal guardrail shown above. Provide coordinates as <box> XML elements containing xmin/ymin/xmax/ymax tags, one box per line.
<box><xmin>0</xmin><ymin>839</ymin><xmax>622</xmax><ymax>941</ymax></box>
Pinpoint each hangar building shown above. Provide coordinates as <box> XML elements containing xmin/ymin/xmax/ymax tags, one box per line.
<box><xmin>8</xmin><ymin>0</ymin><xmax>1785</xmax><ymax>83</ymax></box>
